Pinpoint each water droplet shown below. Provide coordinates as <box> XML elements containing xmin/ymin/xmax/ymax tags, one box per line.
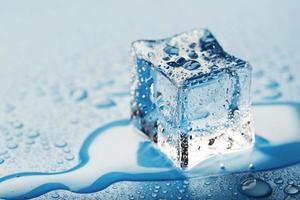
<box><xmin>274</xmin><ymin>177</ymin><xmax>284</xmax><ymax>184</ymax></box>
<box><xmin>151</xmin><ymin>193</ymin><xmax>157</xmax><ymax>198</ymax></box>
<box><xmin>188</xmin><ymin>51</ymin><xmax>198</xmax><ymax>59</ymax></box>
<box><xmin>239</xmin><ymin>177</ymin><xmax>272</xmax><ymax>198</ymax></box>
<box><xmin>0</xmin><ymin>150</ymin><xmax>8</xmax><ymax>156</ymax></box>
<box><xmin>0</xmin><ymin>158</ymin><xmax>4</xmax><ymax>164</ymax></box>
<box><xmin>175</xmin><ymin>57</ymin><xmax>187</xmax><ymax>66</ymax></box>
<box><xmin>63</xmin><ymin>147</ymin><xmax>71</xmax><ymax>153</ymax></box>
<box><xmin>54</xmin><ymin>141</ymin><xmax>67</xmax><ymax>148</ymax></box>
<box><xmin>65</xmin><ymin>154</ymin><xmax>74</xmax><ymax>161</ymax></box>
<box><xmin>163</xmin><ymin>46</ymin><xmax>179</xmax><ymax>56</ymax></box>
<box><xmin>205</xmin><ymin>181</ymin><xmax>211</xmax><ymax>186</ymax></box>
<box><xmin>284</xmin><ymin>196</ymin><xmax>297</xmax><ymax>200</ymax></box>
<box><xmin>50</xmin><ymin>193</ymin><xmax>60</xmax><ymax>198</ymax></box>
<box><xmin>183</xmin><ymin>60</ymin><xmax>201</xmax><ymax>70</ymax></box>
<box><xmin>220</xmin><ymin>163</ymin><xmax>226</xmax><ymax>170</ymax></box>
<box><xmin>70</xmin><ymin>89</ymin><xmax>88</xmax><ymax>101</ymax></box>
<box><xmin>249</xmin><ymin>163</ymin><xmax>255</xmax><ymax>170</ymax></box>
<box><xmin>91</xmin><ymin>97</ymin><xmax>116</xmax><ymax>109</ymax></box>
<box><xmin>189</xmin><ymin>42</ymin><xmax>196</xmax><ymax>48</ymax></box>
<box><xmin>166</xmin><ymin>61</ymin><xmax>180</xmax><ymax>67</ymax></box>
<box><xmin>15</xmin><ymin>131</ymin><xmax>23</xmax><ymax>137</ymax></box>
<box><xmin>284</xmin><ymin>184</ymin><xmax>299</xmax><ymax>195</ymax></box>
<box><xmin>198</xmin><ymin>111</ymin><xmax>210</xmax><ymax>119</ymax></box>
<box><xmin>284</xmin><ymin>74</ymin><xmax>294</xmax><ymax>82</ymax></box>
<box><xmin>43</xmin><ymin>145</ymin><xmax>50</xmax><ymax>151</ymax></box>
<box><xmin>265</xmin><ymin>80</ymin><xmax>279</xmax><ymax>89</ymax></box>
<box><xmin>264</xmin><ymin>91</ymin><xmax>282</xmax><ymax>100</ymax></box>
<box><xmin>26</xmin><ymin>139</ymin><xmax>35</xmax><ymax>145</ymax></box>
<box><xmin>11</xmin><ymin>121</ymin><xmax>23</xmax><ymax>129</ymax></box>
<box><xmin>7</xmin><ymin>142</ymin><xmax>18</xmax><ymax>149</ymax></box>
<box><xmin>27</xmin><ymin>131</ymin><xmax>40</xmax><ymax>139</ymax></box>
<box><xmin>253</xmin><ymin>70</ymin><xmax>264</xmax><ymax>78</ymax></box>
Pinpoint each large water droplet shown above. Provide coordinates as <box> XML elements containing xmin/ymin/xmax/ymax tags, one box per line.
<box><xmin>239</xmin><ymin>177</ymin><xmax>272</xmax><ymax>198</ymax></box>
<box><xmin>284</xmin><ymin>184</ymin><xmax>299</xmax><ymax>195</ymax></box>
<box><xmin>284</xmin><ymin>196</ymin><xmax>297</xmax><ymax>200</ymax></box>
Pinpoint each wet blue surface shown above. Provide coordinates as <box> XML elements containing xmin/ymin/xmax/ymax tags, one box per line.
<box><xmin>0</xmin><ymin>0</ymin><xmax>300</xmax><ymax>199</ymax></box>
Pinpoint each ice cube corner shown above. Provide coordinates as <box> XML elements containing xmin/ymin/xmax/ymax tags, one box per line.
<box><xmin>130</xmin><ymin>29</ymin><xmax>254</xmax><ymax>169</ymax></box>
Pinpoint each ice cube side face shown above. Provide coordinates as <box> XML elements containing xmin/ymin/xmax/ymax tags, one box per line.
<box><xmin>130</xmin><ymin>29</ymin><xmax>254</xmax><ymax>169</ymax></box>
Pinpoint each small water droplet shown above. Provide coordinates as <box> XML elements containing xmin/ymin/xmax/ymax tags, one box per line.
<box><xmin>0</xmin><ymin>150</ymin><xmax>8</xmax><ymax>156</ymax></box>
<box><xmin>205</xmin><ymin>181</ymin><xmax>211</xmax><ymax>186</ymax></box>
<box><xmin>70</xmin><ymin>89</ymin><xmax>88</xmax><ymax>101</ymax></box>
<box><xmin>264</xmin><ymin>91</ymin><xmax>282</xmax><ymax>100</ymax></box>
<box><xmin>183</xmin><ymin>60</ymin><xmax>201</xmax><ymax>70</ymax></box>
<box><xmin>274</xmin><ymin>177</ymin><xmax>284</xmax><ymax>184</ymax></box>
<box><xmin>151</xmin><ymin>193</ymin><xmax>157</xmax><ymax>198</ymax></box>
<box><xmin>239</xmin><ymin>177</ymin><xmax>272</xmax><ymax>198</ymax></box>
<box><xmin>249</xmin><ymin>163</ymin><xmax>255</xmax><ymax>170</ymax></box>
<box><xmin>91</xmin><ymin>97</ymin><xmax>116</xmax><ymax>109</ymax></box>
<box><xmin>55</xmin><ymin>141</ymin><xmax>67</xmax><ymax>148</ymax></box>
<box><xmin>253</xmin><ymin>70</ymin><xmax>264</xmax><ymax>78</ymax></box>
<box><xmin>154</xmin><ymin>185</ymin><xmax>160</xmax><ymax>189</ymax></box>
<box><xmin>284</xmin><ymin>74</ymin><xmax>294</xmax><ymax>82</ymax></box>
<box><xmin>163</xmin><ymin>46</ymin><xmax>179</xmax><ymax>56</ymax></box>
<box><xmin>65</xmin><ymin>154</ymin><xmax>74</xmax><ymax>161</ymax></box>
<box><xmin>265</xmin><ymin>80</ymin><xmax>279</xmax><ymax>89</ymax></box>
<box><xmin>63</xmin><ymin>147</ymin><xmax>71</xmax><ymax>153</ymax></box>
<box><xmin>27</xmin><ymin>131</ymin><xmax>40</xmax><ymax>139</ymax></box>
<box><xmin>188</xmin><ymin>51</ymin><xmax>198</xmax><ymax>59</ymax></box>
<box><xmin>0</xmin><ymin>158</ymin><xmax>4</xmax><ymax>164</ymax></box>
<box><xmin>220</xmin><ymin>163</ymin><xmax>226</xmax><ymax>170</ymax></box>
<box><xmin>11</xmin><ymin>121</ymin><xmax>23</xmax><ymax>129</ymax></box>
<box><xmin>15</xmin><ymin>131</ymin><xmax>23</xmax><ymax>137</ymax></box>
<box><xmin>7</xmin><ymin>142</ymin><xmax>18</xmax><ymax>149</ymax></box>
<box><xmin>50</xmin><ymin>193</ymin><xmax>60</xmax><ymax>198</ymax></box>
<box><xmin>26</xmin><ymin>139</ymin><xmax>35</xmax><ymax>145</ymax></box>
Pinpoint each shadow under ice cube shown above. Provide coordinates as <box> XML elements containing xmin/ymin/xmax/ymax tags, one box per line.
<box><xmin>130</xmin><ymin>29</ymin><xmax>254</xmax><ymax>169</ymax></box>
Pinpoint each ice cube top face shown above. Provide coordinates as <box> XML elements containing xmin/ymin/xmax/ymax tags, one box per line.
<box><xmin>130</xmin><ymin>29</ymin><xmax>254</xmax><ymax>169</ymax></box>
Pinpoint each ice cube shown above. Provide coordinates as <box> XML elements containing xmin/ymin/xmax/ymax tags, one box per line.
<box><xmin>130</xmin><ymin>29</ymin><xmax>254</xmax><ymax>169</ymax></box>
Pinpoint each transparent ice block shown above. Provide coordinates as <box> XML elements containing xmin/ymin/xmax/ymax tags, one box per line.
<box><xmin>130</xmin><ymin>29</ymin><xmax>254</xmax><ymax>169</ymax></box>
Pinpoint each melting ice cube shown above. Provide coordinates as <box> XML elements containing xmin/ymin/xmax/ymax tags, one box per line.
<box><xmin>130</xmin><ymin>29</ymin><xmax>254</xmax><ymax>169</ymax></box>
